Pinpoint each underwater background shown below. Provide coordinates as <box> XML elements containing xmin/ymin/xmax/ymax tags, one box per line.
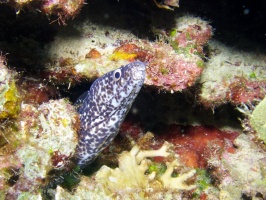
<box><xmin>0</xmin><ymin>0</ymin><xmax>266</xmax><ymax>199</ymax></box>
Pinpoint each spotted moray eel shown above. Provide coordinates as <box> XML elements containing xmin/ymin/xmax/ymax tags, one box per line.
<box><xmin>74</xmin><ymin>61</ymin><xmax>146</xmax><ymax>168</ymax></box>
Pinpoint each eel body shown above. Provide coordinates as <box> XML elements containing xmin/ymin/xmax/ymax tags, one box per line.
<box><xmin>74</xmin><ymin>61</ymin><xmax>146</xmax><ymax>168</ymax></box>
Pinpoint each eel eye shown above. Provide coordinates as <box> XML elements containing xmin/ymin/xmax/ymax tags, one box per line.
<box><xmin>113</xmin><ymin>69</ymin><xmax>121</xmax><ymax>81</ymax></box>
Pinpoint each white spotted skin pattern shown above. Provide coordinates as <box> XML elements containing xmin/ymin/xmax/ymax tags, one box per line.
<box><xmin>74</xmin><ymin>61</ymin><xmax>146</xmax><ymax>168</ymax></box>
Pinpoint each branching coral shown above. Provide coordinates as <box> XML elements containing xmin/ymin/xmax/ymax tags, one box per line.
<box><xmin>54</xmin><ymin>141</ymin><xmax>198</xmax><ymax>199</ymax></box>
<box><xmin>95</xmin><ymin>142</ymin><xmax>197</xmax><ymax>198</ymax></box>
<box><xmin>159</xmin><ymin>160</ymin><xmax>196</xmax><ymax>190</ymax></box>
<box><xmin>96</xmin><ymin>143</ymin><xmax>172</xmax><ymax>192</ymax></box>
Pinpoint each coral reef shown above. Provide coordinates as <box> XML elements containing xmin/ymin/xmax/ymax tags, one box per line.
<box><xmin>161</xmin><ymin>16</ymin><xmax>212</xmax><ymax>56</ymax></box>
<box><xmin>55</xmin><ymin>142</ymin><xmax>198</xmax><ymax>199</ymax></box>
<box><xmin>42</xmin><ymin>15</ymin><xmax>212</xmax><ymax>92</ymax></box>
<box><xmin>0</xmin><ymin>0</ymin><xmax>179</xmax><ymax>24</ymax></box>
<box><xmin>0</xmin><ymin>99</ymin><xmax>79</xmax><ymax>199</ymax></box>
<box><xmin>55</xmin><ymin>177</ymin><xmax>110</xmax><ymax>200</ymax></box>
<box><xmin>42</xmin><ymin>23</ymin><xmax>139</xmax><ymax>85</ymax></box>
<box><xmin>19</xmin><ymin>79</ymin><xmax>58</xmax><ymax>105</ymax></box>
<box><xmin>154</xmin><ymin>124</ymin><xmax>239</xmax><ymax>168</ymax></box>
<box><xmin>93</xmin><ymin>123</ymin><xmax>241</xmax><ymax>199</ymax></box>
<box><xmin>42</xmin><ymin>0</ymin><xmax>84</xmax><ymax>22</ymax></box>
<box><xmin>0</xmin><ymin>0</ymin><xmax>84</xmax><ymax>22</ymax></box>
<box><xmin>95</xmin><ymin>142</ymin><xmax>197</xmax><ymax>196</ymax></box>
<box><xmin>144</xmin><ymin>42</ymin><xmax>204</xmax><ymax>92</ymax></box>
<box><xmin>208</xmin><ymin>134</ymin><xmax>266</xmax><ymax>199</ymax></box>
<box><xmin>0</xmin><ymin>0</ymin><xmax>265</xmax><ymax>199</ymax></box>
<box><xmin>199</xmin><ymin>40</ymin><xmax>266</xmax><ymax>107</ymax></box>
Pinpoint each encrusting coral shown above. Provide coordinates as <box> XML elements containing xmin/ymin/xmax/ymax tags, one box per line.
<box><xmin>199</xmin><ymin>40</ymin><xmax>266</xmax><ymax>107</ymax></box>
<box><xmin>0</xmin><ymin>0</ymin><xmax>84</xmax><ymax>23</ymax></box>
<box><xmin>42</xmin><ymin>15</ymin><xmax>212</xmax><ymax>92</ymax></box>
<box><xmin>164</xmin><ymin>16</ymin><xmax>212</xmax><ymax>56</ymax></box>
<box><xmin>0</xmin><ymin>99</ymin><xmax>79</xmax><ymax>199</ymax></box>
<box><xmin>208</xmin><ymin>134</ymin><xmax>266</xmax><ymax>199</ymax></box>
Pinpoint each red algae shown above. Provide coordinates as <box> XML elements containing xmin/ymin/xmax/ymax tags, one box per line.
<box><xmin>174</xmin><ymin>24</ymin><xmax>212</xmax><ymax>54</ymax></box>
<box><xmin>20</xmin><ymin>81</ymin><xmax>58</xmax><ymax>105</ymax></box>
<box><xmin>51</xmin><ymin>151</ymin><xmax>72</xmax><ymax>170</ymax></box>
<box><xmin>143</xmin><ymin>42</ymin><xmax>204</xmax><ymax>92</ymax></box>
<box><xmin>119</xmin><ymin>119</ymin><xmax>145</xmax><ymax>141</ymax></box>
<box><xmin>226</xmin><ymin>77</ymin><xmax>266</xmax><ymax>104</ymax></box>
<box><xmin>117</xmin><ymin>119</ymin><xmax>239</xmax><ymax>169</ymax></box>
<box><xmin>110</xmin><ymin>42</ymin><xmax>204</xmax><ymax>92</ymax></box>
<box><xmin>42</xmin><ymin>64</ymin><xmax>84</xmax><ymax>85</ymax></box>
<box><xmin>154</xmin><ymin>124</ymin><xmax>239</xmax><ymax>168</ymax></box>
<box><xmin>146</xmin><ymin>54</ymin><xmax>203</xmax><ymax>91</ymax></box>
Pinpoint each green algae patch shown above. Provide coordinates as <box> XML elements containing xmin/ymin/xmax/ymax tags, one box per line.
<box><xmin>170</xmin><ymin>40</ymin><xmax>179</xmax><ymax>52</ymax></box>
<box><xmin>147</xmin><ymin>162</ymin><xmax>167</xmax><ymax>177</ymax></box>
<box><xmin>169</xmin><ymin>29</ymin><xmax>177</xmax><ymax>37</ymax></box>
<box><xmin>196</xmin><ymin>60</ymin><xmax>205</xmax><ymax>68</ymax></box>
<box><xmin>250</xmin><ymin>96</ymin><xmax>266</xmax><ymax>143</ymax></box>
<box><xmin>192</xmin><ymin>169</ymin><xmax>212</xmax><ymax>198</ymax></box>
<box><xmin>160</xmin><ymin>67</ymin><xmax>169</xmax><ymax>75</ymax></box>
<box><xmin>249</xmin><ymin>72</ymin><xmax>257</xmax><ymax>79</ymax></box>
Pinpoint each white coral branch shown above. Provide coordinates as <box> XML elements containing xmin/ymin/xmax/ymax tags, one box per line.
<box><xmin>159</xmin><ymin>160</ymin><xmax>197</xmax><ymax>190</ymax></box>
<box><xmin>135</xmin><ymin>142</ymin><xmax>171</xmax><ymax>164</ymax></box>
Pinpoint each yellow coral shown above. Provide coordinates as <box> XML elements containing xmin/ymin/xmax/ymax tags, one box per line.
<box><xmin>95</xmin><ymin>145</ymin><xmax>150</xmax><ymax>194</ymax></box>
<box><xmin>0</xmin><ymin>81</ymin><xmax>20</xmax><ymax>119</ymax></box>
<box><xmin>109</xmin><ymin>52</ymin><xmax>137</xmax><ymax>61</ymax></box>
